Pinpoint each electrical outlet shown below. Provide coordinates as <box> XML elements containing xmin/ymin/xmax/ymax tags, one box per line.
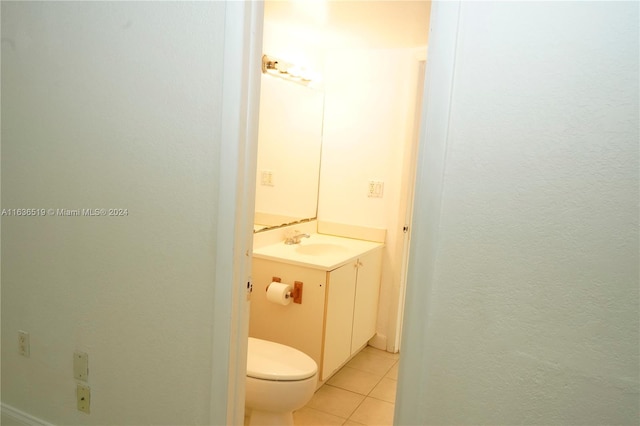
<box><xmin>367</xmin><ymin>180</ymin><xmax>384</xmax><ymax>198</ymax></box>
<box><xmin>74</xmin><ymin>351</ymin><xmax>89</xmax><ymax>381</ymax></box>
<box><xmin>18</xmin><ymin>331</ymin><xmax>30</xmax><ymax>357</ymax></box>
<box><xmin>77</xmin><ymin>384</ymin><xmax>90</xmax><ymax>414</ymax></box>
<box><xmin>260</xmin><ymin>170</ymin><xmax>274</xmax><ymax>186</ymax></box>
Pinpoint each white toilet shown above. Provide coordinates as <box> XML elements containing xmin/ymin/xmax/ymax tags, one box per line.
<box><xmin>245</xmin><ymin>337</ymin><xmax>318</xmax><ymax>426</ymax></box>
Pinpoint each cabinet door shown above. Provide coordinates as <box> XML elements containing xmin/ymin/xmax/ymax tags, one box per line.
<box><xmin>322</xmin><ymin>261</ymin><xmax>357</xmax><ymax>380</ymax></box>
<box><xmin>351</xmin><ymin>248</ymin><xmax>383</xmax><ymax>353</ymax></box>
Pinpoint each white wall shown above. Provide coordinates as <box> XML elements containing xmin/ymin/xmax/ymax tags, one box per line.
<box><xmin>397</xmin><ymin>2</ymin><xmax>639</xmax><ymax>425</ymax></box>
<box><xmin>1</xmin><ymin>2</ymin><xmax>230</xmax><ymax>424</ymax></box>
<box><xmin>319</xmin><ymin>48</ymin><xmax>423</xmax><ymax>351</ymax></box>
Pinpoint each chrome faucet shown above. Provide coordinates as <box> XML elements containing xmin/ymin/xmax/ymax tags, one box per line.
<box><xmin>284</xmin><ymin>231</ymin><xmax>310</xmax><ymax>245</ymax></box>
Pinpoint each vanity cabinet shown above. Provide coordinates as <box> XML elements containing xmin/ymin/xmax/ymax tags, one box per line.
<box><xmin>322</xmin><ymin>260</ymin><xmax>357</xmax><ymax>380</ymax></box>
<box><xmin>250</xmin><ymin>244</ymin><xmax>383</xmax><ymax>383</ymax></box>
<box><xmin>323</xmin><ymin>248</ymin><xmax>382</xmax><ymax>380</ymax></box>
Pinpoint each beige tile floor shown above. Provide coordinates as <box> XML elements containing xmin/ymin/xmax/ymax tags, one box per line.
<box><xmin>293</xmin><ymin>346</ymin><xmax>400</xmax><ymax>426</ymax></box>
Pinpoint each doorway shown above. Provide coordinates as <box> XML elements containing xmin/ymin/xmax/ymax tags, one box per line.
<box><xmin>224</xmin><ymin>2</ymin><xmax>428</xmax><ymax>424</ymax></box>
<box><xmin>253</xmin><ymin>0</ymin><xmax>431</xmax><ymax>352</ymax></box>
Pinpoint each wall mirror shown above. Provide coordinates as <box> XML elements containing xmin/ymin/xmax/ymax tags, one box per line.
<box><xmin>253</xmin><ymin>69</ymin><xmax>324</xmax><ymax>232</ymax></box>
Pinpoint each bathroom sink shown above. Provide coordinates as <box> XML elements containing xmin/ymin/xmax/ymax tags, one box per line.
<box><xmin>254</xmin><ymin>233</ymin><xmax>383</xmax><ymax>270</ymax></box>
<box><xmin>295</xmin><ymin>243</ymin><xmax>349</xmax><ymax>256</ymax></box>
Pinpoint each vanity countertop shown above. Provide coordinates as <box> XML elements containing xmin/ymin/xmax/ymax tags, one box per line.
<box><xmin>252</xmin><ymin>233</ymin><xmax>383</xmax><ymax>271</ymax></box>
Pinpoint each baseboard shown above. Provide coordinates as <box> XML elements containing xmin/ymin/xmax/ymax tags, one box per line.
<box><xmin>1</xmin><ymin>403</ymin><xmax>53</xmax><ymax>426</ymax></box>
<box><xmin>368</xmin><ymin>333</ymin><xmax>387</xmax><ymax>351</ymax></box>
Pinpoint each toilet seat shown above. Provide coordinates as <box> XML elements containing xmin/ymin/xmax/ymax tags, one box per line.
<box><xmin>247</xmin><ymin>337</ymin><xmax>317</xmax><ymax>381</ymax></box>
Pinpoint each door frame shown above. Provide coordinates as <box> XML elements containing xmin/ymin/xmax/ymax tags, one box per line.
<box><xmin>212</xmin><ymin>2</ymin><xmax>264</xmax><ymax>425</ymax></box>
<box><xmin>392</xmin><ymin>56</ymin><xmax>427</xmax><ymax>353</ymax></box>
<box><xmin>394</xmin><ymin>2</ymin><xmax>461</xmax><ymax>423</ymax></box>
<box><xmin>220</xmin><ymin>1</ymin><xmax>461</xmax><ymax>423</ymax></box>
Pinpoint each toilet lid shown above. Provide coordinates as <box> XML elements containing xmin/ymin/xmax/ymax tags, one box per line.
<box><xmin>247</xmin><ymin>337</ymin><xmax>318</xmax><ymax>381</ymax></box>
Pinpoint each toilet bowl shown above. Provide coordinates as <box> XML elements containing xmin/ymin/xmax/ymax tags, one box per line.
<box><xmin>245</xmin><ymin>337</ymin><xmax>318</xmax><ymax>426</ymax></box>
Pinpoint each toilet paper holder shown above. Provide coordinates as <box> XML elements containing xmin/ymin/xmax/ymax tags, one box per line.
<box><xmin>268</xmin><ymin>277</ymin><xmax>303</xmax><ymax>304</ymax></box>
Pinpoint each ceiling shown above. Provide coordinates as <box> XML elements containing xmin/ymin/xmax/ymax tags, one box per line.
<box><xmin>264</xmin><ymin>1</ymin><xmax>431</xmax><ymax>49</ymax></box>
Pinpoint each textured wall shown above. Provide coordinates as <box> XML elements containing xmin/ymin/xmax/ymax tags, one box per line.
<box><xmin>398</xmin><ymin>1</ymin><xmax>639</xmax><ymax>425</ymax></box>
<box><xmin>1</xmin><ymin>2</ymin><xmax>225</xmax><ymax>424</ymax></box>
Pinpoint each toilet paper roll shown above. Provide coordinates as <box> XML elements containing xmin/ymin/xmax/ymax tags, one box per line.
<box><xmin>266</xmin><ymin>282</ymin><xmax>292</xmax><ymax>306</ymax></box>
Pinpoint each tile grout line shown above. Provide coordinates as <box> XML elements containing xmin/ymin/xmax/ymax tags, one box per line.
<box><xmin>297</xmin><ymin>350</ymin><xmax>400</xmax><ymax>425</ymax></box>
<box><xmin>344</xmin><ymin>359</ymin><xmax>398</xmax><ymax>425</ymax></box>
<box><xmin>310</xmin><ymin>372</ymin><xmax>390</xmax><ymax>424</ymax></box>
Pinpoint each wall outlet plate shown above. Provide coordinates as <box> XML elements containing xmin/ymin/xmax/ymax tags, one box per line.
<box><xmin>367</xmin><ymin>180</ymin><xmax>384</xmax><ymax>198</ymax></box>
<box><xmin>77</xmin><ymin>384</ymin><xmax>90</xmax><ymax>414</ymax></box>
<box><xmin>74</xmin><ymin>351</ymin><xmax>89</xmax><ymax>381</ymax></box>
<box><xmin>260</xmin><ymin>170</ymin><xmax>274</xmax><ymax>186</ymax></box>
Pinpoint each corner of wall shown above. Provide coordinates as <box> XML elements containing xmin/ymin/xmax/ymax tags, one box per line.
<box><xmin>317</xmin><ymin>221</ymin><xmax>386</xmax><ymax>243</ymax></box>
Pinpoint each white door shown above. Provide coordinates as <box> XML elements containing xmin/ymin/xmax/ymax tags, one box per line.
<box><xmin>394</xmin><ymin>59</ymin><xmax>427</xmax><ymax>352</ymax></box>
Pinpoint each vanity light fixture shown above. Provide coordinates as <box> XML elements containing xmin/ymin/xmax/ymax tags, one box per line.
<box><xmin>261</xmin><ymin>54</ymin><xmax>319</xmax><ymax>87</ymax></box>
